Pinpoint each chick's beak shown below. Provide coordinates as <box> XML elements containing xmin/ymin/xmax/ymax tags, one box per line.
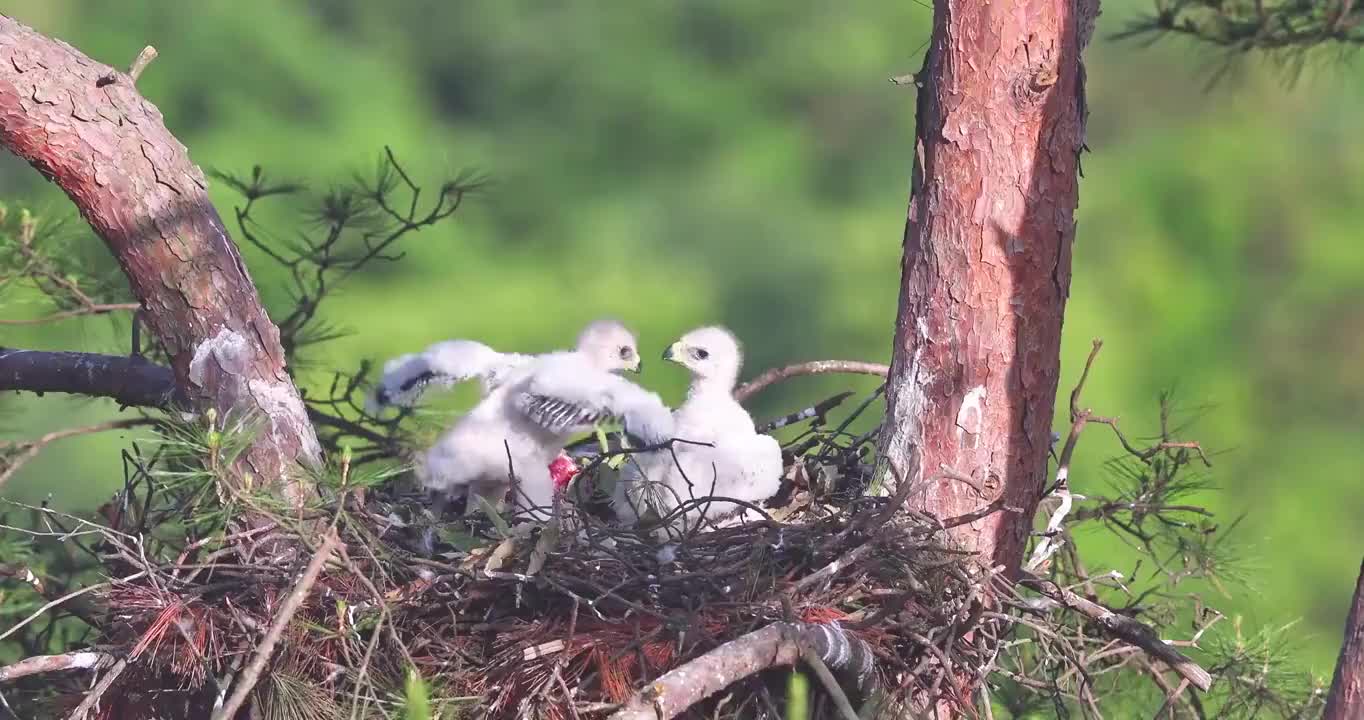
<box><xmin>662</xmin><ymin>342</ymin><xmax>683</xmax><ymax>363</ymax></box>
<box><xmin>629</xmin><ymin>357</ymin><xmax>642</xmax><ymax>373</ymax></box>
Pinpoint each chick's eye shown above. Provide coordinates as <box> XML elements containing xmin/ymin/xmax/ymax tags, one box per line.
<box><xmin>619</xmin><ymin>346</ymin><xmax>633</xmax><ymax>359</ymax></box>
<box><xmin>694</xmin><ymin>348</ymin><xmax>710</xmax><ymax>360</ymax></box>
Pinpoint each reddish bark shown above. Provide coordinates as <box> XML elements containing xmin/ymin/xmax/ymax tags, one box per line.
<box><xmin>1325</xmin><ymin>558</ymin><xmax>1364</xmax><ymax>720</ymax></box>
<box><xmin>879</xmin><ymin>0</ymin><xmax>1098</xmax><ymax>574</ymax></box>
<box><xmin>0</xmin><ymin>15</ymin><xmax>320</xmax><ymax>502</ymax></box>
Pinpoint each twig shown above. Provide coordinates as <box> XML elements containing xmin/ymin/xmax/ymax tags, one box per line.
<box><xmin>0</xmin><ymin>651</ymin><xmax>113</xmax><ymax>682</ymax></box>
<box><xmin>127</xmin><ymin>46</ymin><xmax>157</xmax><ymax>83</ymax></box>
<box><xmin>1068</xmin><ymin>339</ymin><xmax>1104</xmax><ymax>422</ymax></box>
<box><xmin>755</xmin><ymin>391</ymin><xmax>855</xmax><ymax>434</ymax></box>
<box><xmin>873</xmin><ymin>456</ymin><xmax>919</xmax><ymax>525</ymax></box>
<box><xmin>733</xmin><ymin>360</ymin><xmax>889</xmax><ymax>403</ymax></box>
<box><xmin>212</xmin><ymin>530</ymin><xmax>340</xmax><ymax>720</ymax></box>
<box><xmin>0</xmin><ymin>570</ymin><xmax>149</xmax><ymax>643</ymax></box>
<box><xmin>1</xmin><ymin>418</ymin><xmax>155</xmax><ymax>489</ymax></box>
<box><xmin>1151</xmin><ymin>673</ymin><xmax>1193</xmax><ymax>720</ymax></box>
<box><xmin>792</xmin><ymin>542</ymin><xmax>875</xmax><ymax>592</ymax></box>
<box><xmin>0</xmin><ymin>303</ymin><xmax>141</xmax><ymax>326</ymax></box>
<box><xmin>799</xmin><ymin>646</ymin><xmax>861</xmax><ymax>720</ymax></box>
<box><xmin>1027</xmin><ymin>340</ymin><xmax>1103</xmax><ymax>570</ymax></box>
<box><xmin>64</xmin><ymin>658</ymin><xmax>128</xmax><ymax>720</ymax></box>
<box><xmin>1018</xmin><ymin>571</ymin><xmax>1213</xmax><ymax>692</ymax></box>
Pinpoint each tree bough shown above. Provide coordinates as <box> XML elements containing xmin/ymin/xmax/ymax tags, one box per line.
<box><xmin>0</xmin><ymin>15</ymin><xmax>320</xmax><ymax>504</ymax></box>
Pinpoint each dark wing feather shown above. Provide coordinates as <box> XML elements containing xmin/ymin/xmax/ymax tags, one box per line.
<box><xmin>517</xmin><ymin>393</ymin><xmax>619</xmax><ymax>435</ymax></box>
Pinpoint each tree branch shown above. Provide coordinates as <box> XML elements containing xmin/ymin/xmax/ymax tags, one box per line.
<box><xmin>0</xmin><ymin>651</ymin><xmax>114</xmax><ymax>683</ymax></box>
<box><xmin>0</xmin><ymin>16</ymin><xmax>320</xmax><ymax>503</ymax></box>
<box><xmin>607</xmin><ymin>622</ymin><xmax>875</xmax><ymax>720</ymax></box>
<box><xmin>1018</xmin><ymin>571</ymin><xmax>1213</xmax><ymax>692</ymax></box>
<box><xmin>65</xmin><ymin>657</ymin><xmax>127</xmax><ymax>720</ymax></box>
<box><xmin>0</xmin><ymin>348</ymin><xmax>180</xmax><ymax>408</ymax></box>
<box><xmin>733</xmin><ymin>361</ymin><xmax>889</xmax><ymax>403</ymax></box>
<box><xmin>1</xmin><ymin>417</ymin><xmax>156</xmax><ymax>490</ymax></box>
<box><xmin>212</xmin><ymin>529</ymin><xmax>340</xmax><ymax>720</ymax></box>
<box><xmin>0</xmin><ymin>302</ymin><xmax>141</xmax><ymax>326</ymax></box>
<box><xmin>1325</xmin><ymin>557</ymin><xmax>1364</xmax><ymax>720</ymax></box>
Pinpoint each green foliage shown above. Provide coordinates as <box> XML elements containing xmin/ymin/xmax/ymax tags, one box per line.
<box><xmin>0</xmin><ymin>203</ymin><xmax>129</xmax><ymax>320</ymax></box>
<box><xmin>1117</xmin><ymin>0</ymin><xmax>1364</xmax><ymax>72</ymax></box>
<box><xmin>786</xmin><ymin>670</ymin><xmax>811</xmax><ymax>720</ymax></box>
<box><xmin>402</xmin><ymin>669</ymin><xmax>432</xmax><ymax>720</ymax></box>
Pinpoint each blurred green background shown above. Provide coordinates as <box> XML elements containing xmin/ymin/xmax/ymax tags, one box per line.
<box><xmin>2</xmin><ymin>0</ymin><xmax>1361</xmax><ymax>682</ymax></box>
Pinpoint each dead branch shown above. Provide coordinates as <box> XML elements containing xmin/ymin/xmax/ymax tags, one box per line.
<box><xmin>0</xmin><ymin>348</ymin><xmax>180</xmax><ymax>408</ymax></box>
<box><xmin>0</xmin><ymin>303</ymin><xmax>141</xmax><ymax>326</ymax></box>
<box><xmin>1026</xmin><ymin>339</ymin><xmax>1103</xmax><ymax>571</ymax></box>
<box><xmin>126</xmin><ymin>45</ymin><xmax>157</xmax><ymax>84</ymax></box>
<box><xmin>1018</xmin><ymin>571</ymin><xmax>1213</xmax><ymax>692</ymax></box>
<box><xmin>607</xmin><ymin>622</ymin><xmax>874</xmax><ymax>720</ymax></box>
<box><xmin>1325</xmin><ymin>557</ymin><xmax>1364</xmax><ymax>720</ymax></box>
<box><xmin>64</xmin><ymin>658</ymin><xmax>128</xmax><ymax>720</ymax></box>
<box><xmin>733</xmin><ymin>361</ymin><xmax>888</xmax><ymax>403</ymax></box>
<box><xmin>212</xmin><ymin>529</ymin><xmax>341</xmax><ymax>720</ymax></box>
<box><xmin>0</xmin><ymin>569</ymin><xmax>150</xmax><ymax>644</ymax></box>
<box><xmin>1</xmin><ymin>418</ymin><xmax>155</xmax><ymax>489</ymax></box>
<box><xmin>0</xmin><ymin>651</ymin><xmax>113</xmax><ymax>683</ymax></box>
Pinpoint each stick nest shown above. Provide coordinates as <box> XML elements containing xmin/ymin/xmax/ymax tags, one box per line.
<box><xmin>2</xmin><ymin>394</ymin><xmax>997</xmax><ymax>719</ymax></box>
<box><xmin>3</xmin><ymin>376</ymin><xmax>1321</xmax><ymax>719</ymax></box>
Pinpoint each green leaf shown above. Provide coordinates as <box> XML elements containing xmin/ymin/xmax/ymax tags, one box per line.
<box><xmin>786</xmin><ymin>670</ymin><xmax>809</xmax><ymax>720</ymax></box>
<box><xmin>402</xmin><ymin>668</ymin><xmax>431</xmax><ymax>720</ymax></box>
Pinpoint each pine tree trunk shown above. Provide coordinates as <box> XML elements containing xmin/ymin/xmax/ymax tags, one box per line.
<box><xmin>879</xmin><ymin>0</ymin><xmax>1098</xmax><ymax>576</ymax></box>
<box><xmin>0</xmin><ymin>15</ymin><xmax>320</xmax><ymax>504</ymax></box>
<box><xmin>1325</xmin><ymin>558</ymin><xmax>1364</xmax><ymax>720</ymax></box>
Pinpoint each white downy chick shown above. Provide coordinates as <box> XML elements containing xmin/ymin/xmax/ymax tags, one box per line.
<box><xmin>412</xmin><ymin>320</ymin><xmax>672</xmax><ymax>519</ymax></box>
<box><xmin>368</xmin><ymin>339</ymin><xmax>534</xmax><ymax>412</ymax></box>
<box><xmin>613</xmin><ymin>326</ymin><xmax>782</xmax><ymax>534</ymax></box>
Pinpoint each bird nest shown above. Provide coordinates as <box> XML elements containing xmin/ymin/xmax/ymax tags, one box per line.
<box><xmin>4</xmin><ymin>392</ymin><xmax>1243</xmax><ymax>720</ymax></box>
<box><xmin>88</xmin><ymin>490</ymin><xmax>981</xmax><ymax>720</ymax></box>
<box><xmin>1</xmin><ymin>356</ymin><xmax>1315</xmax><ymax>719</ymax></box>
<box><xmin>1</xmin><ymin>390</ymin><xmax>1010</xmax><ymax>719</ymax></box>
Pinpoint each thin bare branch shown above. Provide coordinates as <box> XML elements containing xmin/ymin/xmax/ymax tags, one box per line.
<box><xmin>1</xmin><ymin>418</ymin><xmax>156</xmax><ymax>489</ymax></box>
<box><xmin>64</xmin><ymin>658</ymin><xmax>128</xmax><ymax>720</ymax></box>
<box><xmin>733</xmin><ymin>360</ymin><xmax>888</xmax><ymax>403</ymax></box>
<box><xmin>0</xmin><ymin>302</ymin><xmax>140</xmax><ymax>326</ymax></box>
<box><xmin>212</xmin><ymin>529</ymin><xmax>341</xmax><ymax>720</ymax></box>
<box><xmin>0</xmin><ymin>652</ymin><xmax>113</xmax><ymax>683</ymax></box>
<box><xmin>1018</xmin><ymin>571</ymin><xmax>1213</xmax><ymax>692</ymax></box>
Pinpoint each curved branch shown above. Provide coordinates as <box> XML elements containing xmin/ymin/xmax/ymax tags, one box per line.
<box><xmin>1</xmin><ymin>417</ymin><xmax>157</xmax><ymax>490</ymax></box>
<box><xmin>1019</xmin><ymin>572</ymin><xmax>1213</xmax><ymax>692</ymax></box>
<box><xmin>608</xmin><ymin>622</ymin><xmax>875</xmax><ymax>720</ymax></box>
<box><xmin>733</xmin><ymin>361</ymin><xmax>889</xmax><ymax>403</ymax></box>
<box><xmin>0</xmin><ymin>16</ymin><xmax>320</xmax><ymax>502</ymax></box>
